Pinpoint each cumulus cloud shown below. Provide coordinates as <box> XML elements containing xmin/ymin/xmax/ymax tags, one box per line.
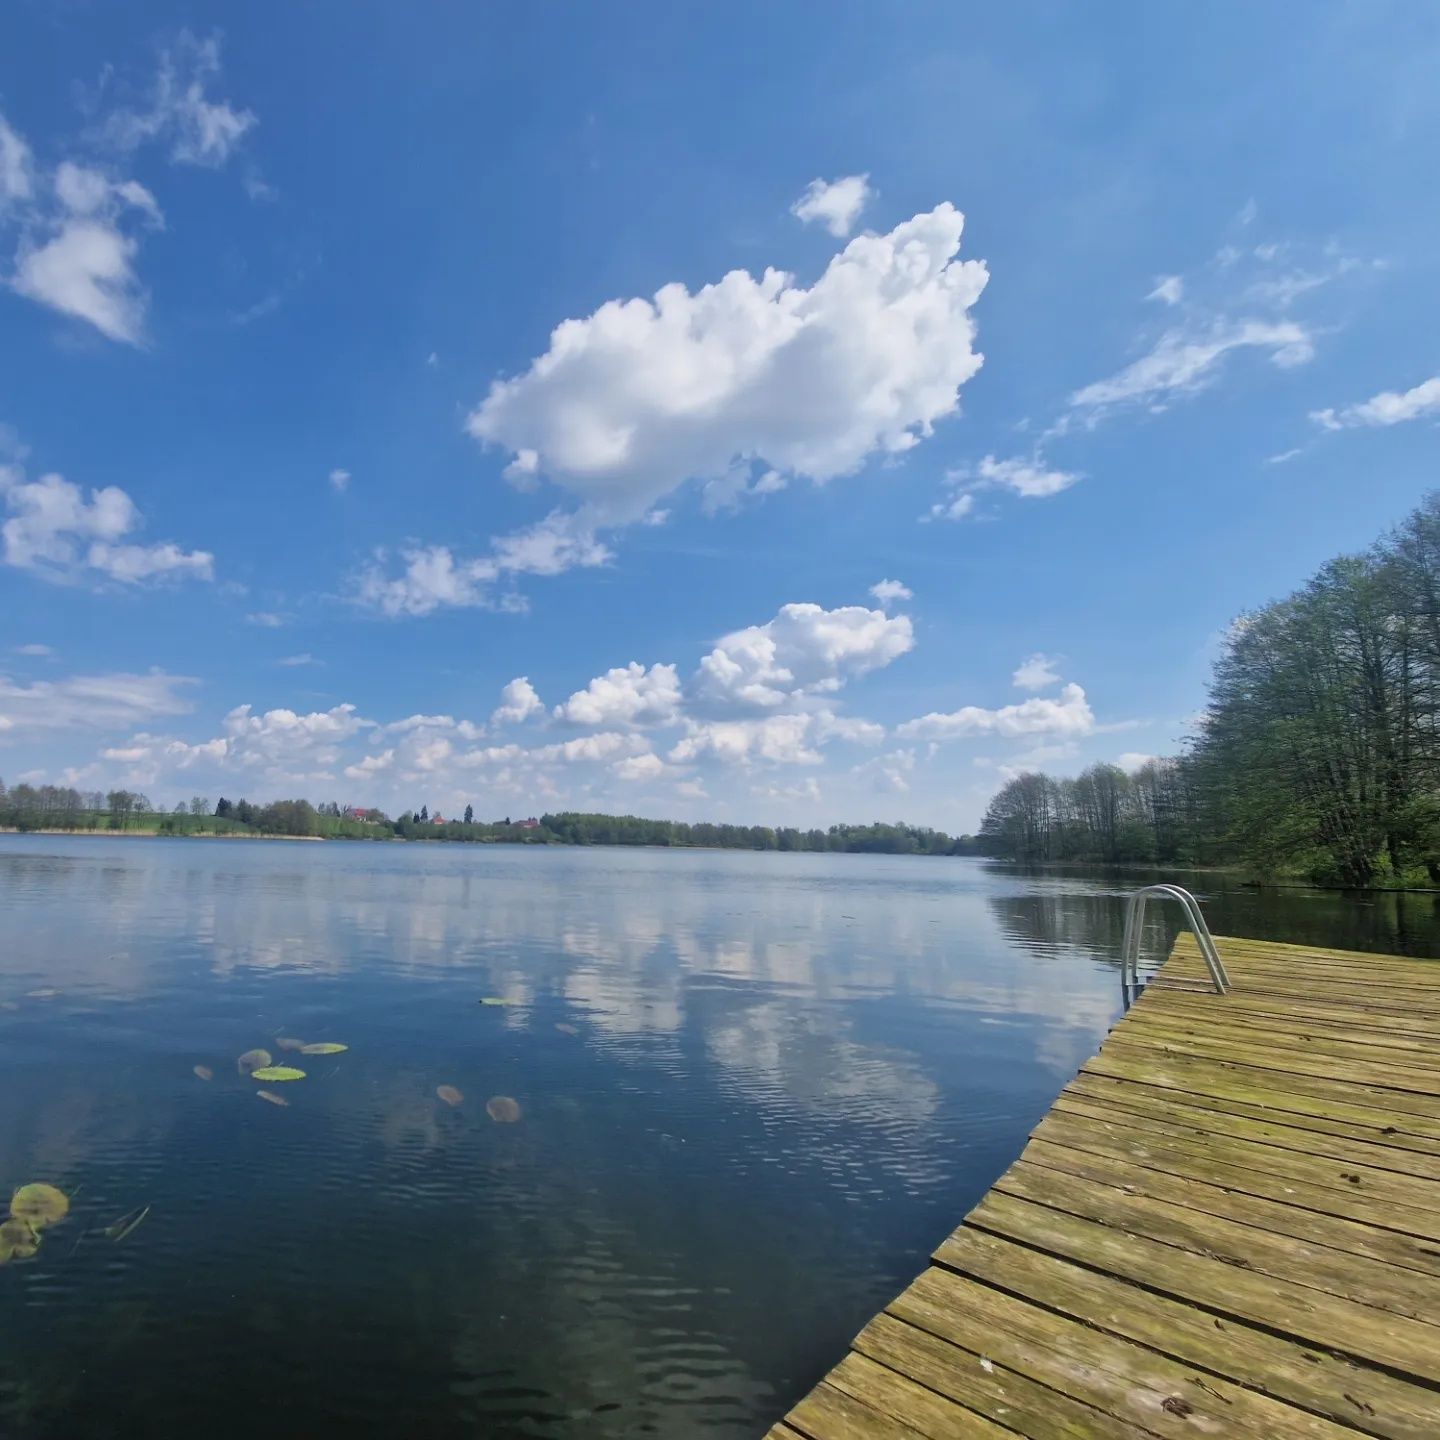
<box><xmin>925</xmin><ymin>492</ymin><xmax>975</xmax><ymax>523</ymax></box>
<box><xmin>869</xmin><ymin>578</ymin><xmax>912</xmax><ymax>605</ymax></box>
<box><xmin>700</xmin><ymin>466</ymin><xmax>787</xmax><ymax>515</ymax></box>
<box><xmin>669</xmin><ymin>714</ymin><xmax>822</xmax><ymax>767</ymax></box>
<box><xmin>612</xmin><ymin>751</ymin><xmax>668</xmax><ymax>783</ymax></box>
<box><xmin>466</xmin><ymin>204</ymin><xmax>987</xmax><ymax>524</ymax></box>
<box><xmin>692</xmin><ymin>602</ymin><xmax>913</xmax><ymax>713</ymax></box>
<box><xmin>0</xmin><ymin>467</ymin><xmax>213</xmax><ymax>585</ymax></box>
<box><xmin>0</xmin><ymin>668</ymin><xmax>195</xmax><ymax>734</ymax></box>
<box><xmin>355</xmin><ymin>512</ymin><xmax>610</xmax><ymax>617</ymax></box>
<box><xmin>1012</xmin><ymin>653</ymin><xmax>1060</xmax><ymax>690</ymax></box>
<box><xmin>329</xmin><ymin>468</ymin><xmax>351</xmax><ymax>493</ymax></box>
<box><xmin>1311</xmin><ymin>376</ymin><xmax>1440</xmax><ymax>431</ymax></box>
<box><xmin>0</xmin><ymin>118</ymin><xmax>32</xmax><ymax>210</ymax></box>
<box><xmin>491</xmin><ymin>677</ymin><xmax>544</xmax><ymax>726</ymax></box>
<box><xmin>14</xmin><ymin>643</ymin><xmax>53</xmax><ymax>657</ymax></box>
<box><xmin>1118</xmin><ymin>752</ymin><xmax>1157</xmax><ymax>771</ymax></box>
<box><xmin>278</xmin><ymin>653</ymin><xmax>317</xmax><ymax>667</ymax></box>
<box><xmin>897</xmin><ymin>682</ymin><xmax>1095</xmax><ymax>741</ymax></box>
<box><xmin>790</xmin><ymin>174</ymin><xmax>873</xmax><ymax>238</ymax></box>
<box><xmin>554</xmin><ymin>662</ymin><xmax>682</xmax><ymax>727</ymax></box>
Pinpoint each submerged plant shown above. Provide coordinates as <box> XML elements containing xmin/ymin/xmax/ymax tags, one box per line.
<box><xmin>11</xmin><ymin>1183</ymin><xmax>69</xmax><ymax>1230</ymax></box>
<box><xmin>299</xmin><ymin>1042</ymin><xmax>347</xmax><ymax>1055</ymax></box>
<box><xmin>249</xmin><ymin>1066</ymin><xmax>305</xmax><ymax>1082</ymax></box>
<box><xmin>193</xmin><ymin>1065</ymin><xmax>214</xmax><ymax>1082</ymax></box>
<box><xmin>435</xmin><ymin>1085</ymin><xmax>463</xmax><ymax>1107</ymax></box>
<box><xmin>237</xmin><ymin>1048</ymin><xmax>272</xmax><ymax>1076</ymax></box>
<box><xmin>0</xmin><ymin>1218</ymin><xmax>39</xmax><ymax>1263</ymax></box>
<box><xmin>485</xmin><ymin>1096</ymin><xmax>522</xmax><ymax>1124</ymax></box>
<box><xmin>274</xmin><ymin>1038</ymin><xmax>308</xmax><ymax>1053</ymax></box>
<box><xmin>255</xmin><ymin>1090</ymin><xmax>289</xmax><ymax>1107</ymax></box>
<box><xmin>104</xmin><ymin>1205</ymin><xmax>150</xmax><ymax>1243</ymax></box>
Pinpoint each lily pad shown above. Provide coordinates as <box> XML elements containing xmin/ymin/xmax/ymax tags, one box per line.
<box><xmin>485</xmin><ymin>1096</ymin><xmax>522</xmax><ymax>1124</ymax></box>
<box><xmin>0</xmin><ymin>1218</ymin><xmax>39</xmax><ymax>1263</ymax></box>
<box><xmin>11</xmin><ymin>1183</ymin><xmax>69</xmax><ymax>1230</ymax></box>
<box><xmin>250</xmin><ymin>1066</ymin><xmax>305</xmax><ymax>1082</ymax></box>
<box><xmin>256</xmin><ymin>1089</ymin><xmax>289</xmax><ymax>1107</ymax></box>
<box><xmin>274</xmin><ymin>1037</ymin><xmax>308</xmax><ymax>1053</ymax></box>
<box><xmin>299</xmin><ymin>1042</ymin><xmax>348</xmax><ymax>1055</ymax></box>
<box><xmin>479</xmin><ymin>997</ymin><xmax>520</xmax><ymax>1007</ymax></box>
<box><xmin>435</xmin><ymin>1085</ymin><xmax>463</xmax><ymax>1107</ymax></box>
<box><xmin>104</xmin><ymin>1205</ymin><xmax>150</xmax><ymax>1242</ymax></box>
<box><xmin>237</xmin><ymin>1048</ymin><xmax>272</xmax><ymax>1076</ymax></box>
<box><xmin>193</xmin><ymin>1065</ymin><xmax>213</xmax><ymax>1082</ymax></box>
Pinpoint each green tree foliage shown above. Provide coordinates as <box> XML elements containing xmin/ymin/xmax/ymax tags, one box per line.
<box><xmin>979</xmin><ymin>494</ymin><xmax>1440</xmax><ymax>887</ymax></box>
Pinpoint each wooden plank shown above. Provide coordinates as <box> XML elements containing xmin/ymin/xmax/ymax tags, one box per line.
<box><xmin>891</xmin><ymin>1266</ymin><xmax>1365</xmax><ymax>1440</ymax></box>
<box><xmin>1054</xmin><ymin>1080</ymin><xmax>1440</xmax><ymax>1181</ymax></box>
<box><xmin>1023</xmin><ymin>1132</ymin><xmax>1440</xmax><ymax>1271</ymax></box>
<box><xmin>854</xmin><ymin>1310</ymin><xmax>1159</xmax><ymax>1440</ymax></box>
<box><xmin>826</xmin><ymin>1354</ymin><xmax>1016</xmax><ymax>1439</ymax></box>
<box><xmin>961</xmin><ymin>1189</ymin><xmax>1440</xmax><ymax>1382</ymax></box>
<box><xmin>1177</xmin><ymin>933</ymin><xmax>1440</xmax><ymax>969</ymax></box>
<box><xmin>1066</xmin><ymin>1070</ymin><xmax>1440</xmax><ymax>1165</ymax></box>
<box><xmin>935</xmin><ymin>1227</ymin><xmax>1440</xmax><ymax>1440</ymax></box>
<box><xmin>1136</xmin><ymin>991</ymin><xmax>1440</xmax><ymax>1052</ymax></box>
<box><xmin>992</xmin><ymin>1160</ymin><xmax>1440</xmax><ymax>1322</ymax></box>
<box><xmin>1037</xmin><ymin>1100</ymin><xmax>1440</xmax><ymax>1223</ymax></box>
<box><xmin>783</xmin><ymin>1375</ymin><xmax>933</xmax><ymax>1440</ymax></box>
<box><xmin>1085</xmin><ymin>1045</ymin><xmax>1440</xmax><ymax>1133</ymax></box>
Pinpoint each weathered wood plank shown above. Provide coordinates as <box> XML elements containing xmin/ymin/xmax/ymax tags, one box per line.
<box><xmin>826</xmin><ymin>1355</ymin><xmax>1016</xmax><ymax>1439</ymax></box>
<box><xmin>935</xmin><ymin>1227</ymin><xmax>1440</xmax><ymax>1440</ymax></box>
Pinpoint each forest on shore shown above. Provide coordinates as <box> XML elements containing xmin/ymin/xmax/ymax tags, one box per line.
<box><xmin>980</xmin><ymin>494</ymin><xmax>1440</xmax><ymax>889</ymax></box>
<box><xmin>0</xmin><ymin>786</ymin><xmax>976</xmax><ymax>857</ymax></box>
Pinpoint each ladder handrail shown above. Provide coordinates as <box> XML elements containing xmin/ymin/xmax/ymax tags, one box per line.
<box><xmin>1121</xmin><ymin>884</ymin><xmax>1230</xmax><ymax>995</ymax></box>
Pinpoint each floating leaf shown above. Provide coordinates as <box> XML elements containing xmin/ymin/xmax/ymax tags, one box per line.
<box><xmin>104</xmin><ymin>1205</ymin><xmax>150</xmax><ymax>1242</ymax></box>
<box><xmin>237</xmin><ymin>1048</ymin><xmax>272</xmax><ymax>1076</ymax></box>
<box><xmin>299</xmin><ymin>1042</ymin><xmax>348</xmax><ymax>1055</ymax></box>
<box><xmin>193</xmin><ymin>1065</ymin><xmax>213</xmax><ymax>1082</ymax></box>
<box><xmin>274</xmin><ymin>1037</ymin><xmax>308</xmax><ymax>1053</ymax></box>
<box><xmin>11</xmin><ymin>1183</ymin><xmax>69</xmax><ymax>1230</ymax></box>
<box><xmin>250</xmin><ymin>1066</ymin><xmax>305</xmax><ymax>1082</ymax></box>
<box><xmin>554</xmin><ymin>1023</ymin><xmax>579</xmax><ymax>1036</ymax></box>
<box><xmin>479</xmin><ymin>997</ymin><xmax>519</xmax><ymax>1007</ymax></box>
<box><xmin>256</xmin><ymin>1089</ymin><xmax>289</xmax><ymax>1107</ymax></box>
<box><xmin>435</xmin><ymin>1085</ymin><xmax>463</xmax><ymax>1107</ymax></box>
<box><xmin>485</xmin><ymin>1096</ymin><xmax>522</xmax><ymax>1124</ymax></box>
<box><xmin>0</xmin><ymin>1218</ymin><xmax>39</xmax><ymax>1263</ymax></box>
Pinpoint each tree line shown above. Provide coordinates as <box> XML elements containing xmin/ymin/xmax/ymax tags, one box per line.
<box><xmin>980</xmin><ymin>494</ymin><xmax>1440</xmax><ymax>888</ymax></box>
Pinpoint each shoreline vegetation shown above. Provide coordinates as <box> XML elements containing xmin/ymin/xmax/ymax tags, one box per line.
<box><xmin>980</xmin><ymin>494</ymin><xmax>1440</xmax><ymax>892</ymax></box>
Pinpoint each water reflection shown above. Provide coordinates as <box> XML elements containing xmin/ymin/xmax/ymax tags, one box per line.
<box><xmin>0</xmin><ymin>837</ymin><xmax>1433</xmax><ymax>1438</ymax></box>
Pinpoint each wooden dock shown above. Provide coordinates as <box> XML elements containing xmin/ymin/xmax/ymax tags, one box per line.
<box><xmin>766</xmin><ymin>933</ymin><xmax>1440</xmax><ymax>1440</ymax></box>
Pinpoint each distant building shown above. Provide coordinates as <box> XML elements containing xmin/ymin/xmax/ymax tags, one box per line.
<box><xmin>517</xmin><ymin>817</ymin><xmax>540</xmax><ymax>829</ymax></box>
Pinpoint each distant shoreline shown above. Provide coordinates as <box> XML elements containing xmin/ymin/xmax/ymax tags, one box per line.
<box><xmin>0</xmin><ymin>827</ymin><xmax>325</xmax><ymax>841</ymax></box>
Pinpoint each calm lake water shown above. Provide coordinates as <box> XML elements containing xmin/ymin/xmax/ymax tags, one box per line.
<box><xmin>0</xmin><ymin>837</ymin><xmax>1435</xmax><ymax>1439</ymax></box>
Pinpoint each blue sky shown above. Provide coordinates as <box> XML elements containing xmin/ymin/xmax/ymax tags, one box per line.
<box><xmin>2</xmin><ymin>3</ymin><xmax>1438</xmax><ymax>830</ymax></box>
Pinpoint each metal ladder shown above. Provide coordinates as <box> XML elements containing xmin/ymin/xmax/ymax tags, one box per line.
<box><xmin>1120</xmin><ymin>883</ymin><xmax>1230</xmax><ymax>1000</ymax></box>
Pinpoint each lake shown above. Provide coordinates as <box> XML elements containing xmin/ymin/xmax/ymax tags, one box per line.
<box><xmin>0</xmin><ymin>836</ymin><xmax>1435</xmax><ymax>1438</ymax></box>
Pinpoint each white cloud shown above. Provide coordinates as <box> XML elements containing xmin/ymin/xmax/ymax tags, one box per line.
<box><xmin>492</xmin><ymin>677</ymin><xmax>544</xmax><ymax>726</ymax></box>
<box><xmin>356</xmin><ymin>512</ymin><xmax>610</xmax><ymax>617</ymax></box>
<box><xmin>853</xmin><ymin>747</ymin><xmax>916</xmax><ymax>793</ymax></box>
<box><xmin>329</xmin><ymin>468</ymin><xmax>351</xmax><ymax>493</ymax></box>
<box><xmin>13</xmin><ymin>209</ymin><xmax>153</xmax><ymax>345</ymax></box>
<box><xmin>554</xmin><ymin>662</ymin><xmax>682</xmax><ymax>727</ymax></box>
<box><xmin>700</xmin><ymin>466</ymin><xmax>787</xmax><ymax>515</ymax></box>
<box><xmin>14</xmin><ymin>643</ymin><xmax>52</xmax><ymax>657</ymax></box>
<box><xmin>1146</xmin><ymin>275</ymin><xmax>1183</xmax><ymax>306</ymax></box>
<box><xmin>1012</xmin><ymin>654</ymin><xmax>1060</xmax><ymax>690</ymax></box>
<box><xmin>245</xmin><ymin>611</ymin><xmax>287</xmax><ymax>628</ymax></box>
<box><xmin>970</xmin><ymin>454</ymin><xmax>1081</xmax><ymax>499</ymax></box>
<box><xmin>0</xmin><ymin>118</ymin><xmax>33</xmax><ymax>210</ymax></box>
<box><xmin>612</xmin><ymin>751</ymin><xmax>668</xmax><ymax>783</ymax></box>
<box><xmin>98</xmin><ymin>32</ymin><xmax>255</xmax><ymax>169</ymax></box>
<box><xmin>466</xmin><ymin>203</ymin><xmax>987</xmax><ymax>524</ymax></box>
<box><xmin>869</xmin><ymin>578</ymin><xmax>912</xmax><ymax>605</ymax></box>
<box><xmin>0</xmin><ymin>468</ymin><xmax>212</xmax><ymax>585</ymax></box>
<box><xmin>814</xmin><ymin>711</ymin><xmax>885</xmax><ymax>746</ymax></box>
<box><xmin>669</xmin><ymin>714</ymin><xmax>822</xmax><ymax>767</ymax></box>
<box><xmin>693</xmin><ymin>602</ymin><xmax>913</xmax><ymax>713</ymax></box>
<box><xmin>344</xmin><ymin>749</ymin><xmax>394</xmax><ymax>780</ymax></box>
<box><xmin>1311</xmin><ymin>376</ymin><xmax>1440</xmax><ymax>431</ymax></box>
<box><xmin>0</xmin><ymin>669</ymin><xmax>195</xmax><ymax>735</ymax></box>
<box><xmin>278</xmin><ymin>653</ymin><xmax>317</xmax><ymax>668</ymax></box>
<box><xmin>1266</xmin><ymin>447</ymin><xmax>1303</xmax><ymax>465</ymax></box>
<box><xmin>925</xmin><ymin>492</ymin><xmax>975</xmax><ymax>523</ymax></box>
<box><xmin>1118</xmin><ymin>752</ymin><xmax>1157</xmax><ymax>771</ymax></box>
<box><xmin>897</xmin><ymin>682</ymin><xmax>1095</xmax><ymax>741</ymax></box>
<box><xmin>790</xmin><ymin>174</ymin><xmax>874</xmax><ymax>238</ymax></box>
<box><xmin>1069</xmin><ymin>319</ymin><xmax>1314</xmax><ymax>419</ymax></box>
